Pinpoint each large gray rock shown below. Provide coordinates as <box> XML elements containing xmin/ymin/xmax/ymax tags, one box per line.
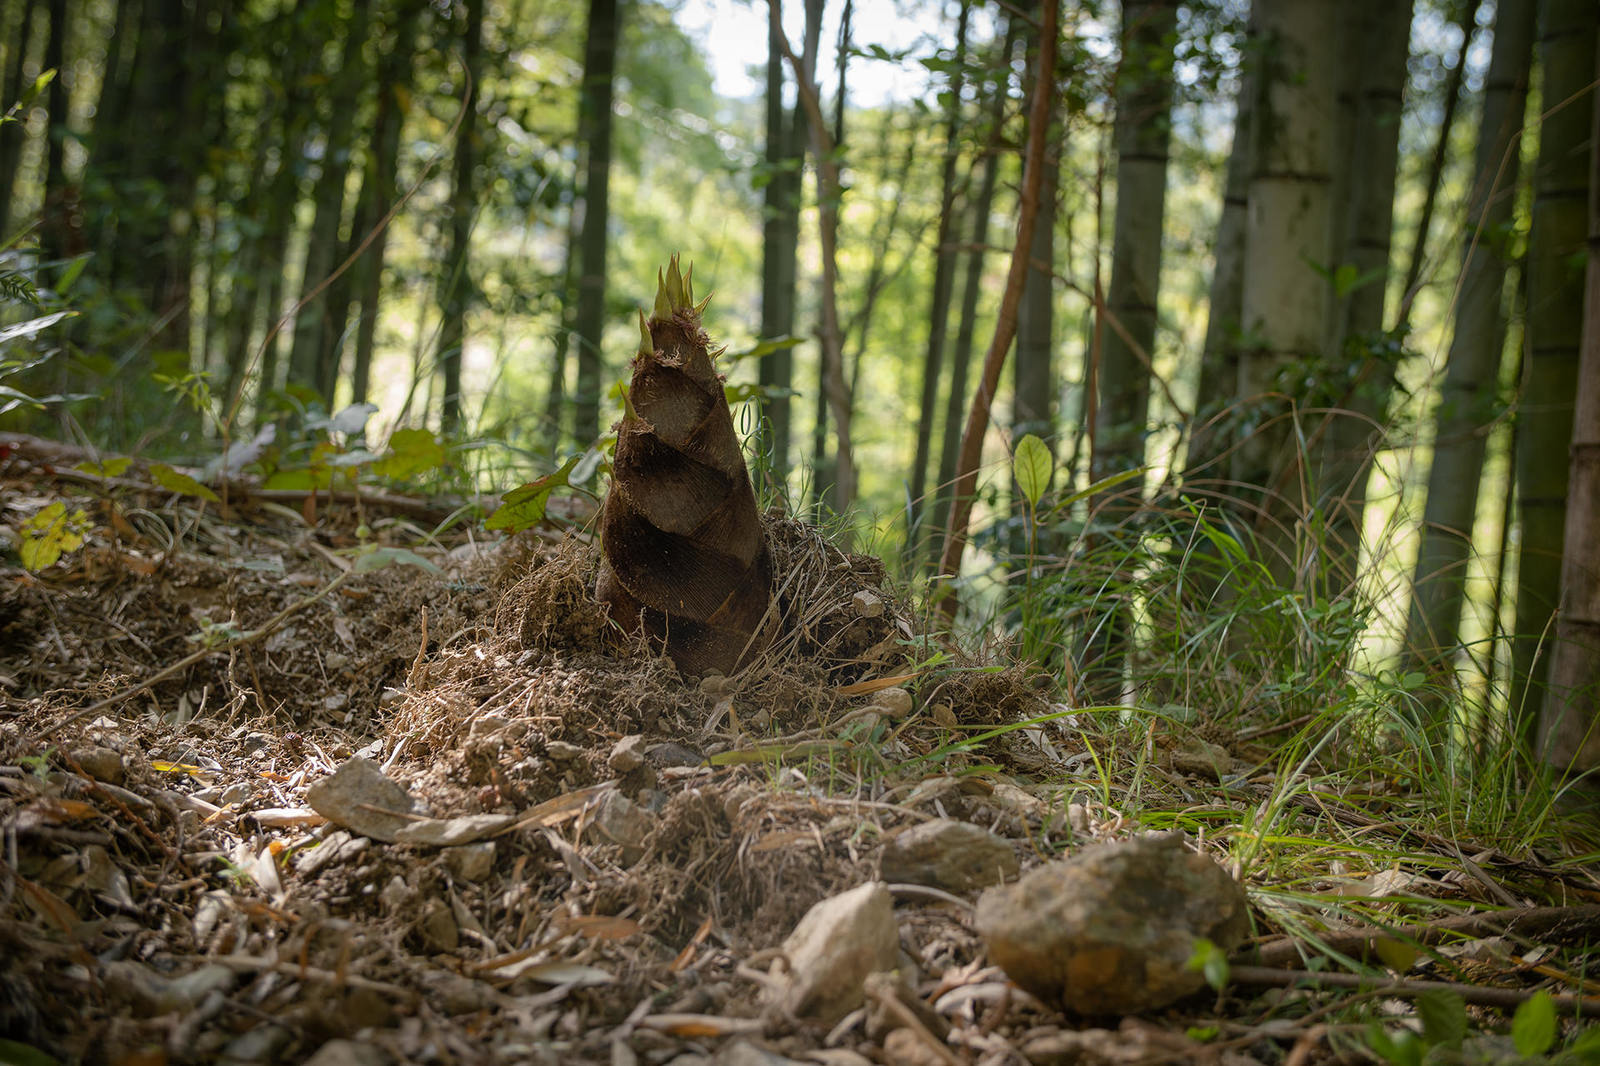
<box><xmin>975</xmin><ymin>834</ymin><xmax>1250</xmax><ymax>1014</ymax></box>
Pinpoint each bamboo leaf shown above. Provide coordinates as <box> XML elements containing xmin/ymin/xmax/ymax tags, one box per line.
<box><xmin>1013</xmin><ymin>434</ymin><xmax>1053</xmax><ymax>508</ymax></box>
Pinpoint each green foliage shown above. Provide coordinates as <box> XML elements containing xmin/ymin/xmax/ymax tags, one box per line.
<box><xmin>1012</xmin><ymin>434</ymin><xmax>1053</xmax><ymax>510</ymax></box>
<box><xmin>1513</xmin><ymin>992</ymin><xmax>1557</xmax><ymax>1058</ymax></box>
<box><xmin>150</xmin><ymin>463</ymin><xmax>222</xmax><ymax>504</ymax></box>
<box><xmin>485</xmin><ymin>454</ymin><xmax>582</xmax><ymax>532</ymax></box>
<box><xmin>1184</xmin><ymin>937</ymin><xmax>1229</xmax><ymax>992</ymax></box>
<box><xmin>18</xmin><ymin>502</ymin><xmax>92</xmax><ymax>571</ymax></box>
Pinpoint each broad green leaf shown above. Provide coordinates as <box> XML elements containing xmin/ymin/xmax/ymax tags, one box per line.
<box><xmin>1373</xmin><ymin>937</ymin><xmax>1418</xmax><ymax>974</ymax></box>
<box><xmin>19</xmin><ymin>502</ymin><xmax>90</xmax><ymax>571</ymax></box>
<box><xmin>150</xmin><ymin>463</ymin><xmax>220</xmax><ymax>503</ymax></box>
<box><xmin>373</xmin><ymin>428</ymin><xmax>446</xmax><ymax>480</ymax></box>
<box><xmin>1365</xmin><ymin>1024</ymin><xmax>1423</xmax><ymax>1066</ymax></box>
<box><xmin>485</xmin><ymin>455</ymin><xmax>580</xmax><ymax>533</ymax></box>
<box><xmin>1512</xmin><ymin>990</ymin><xmax>1557</xmax><ymax>1057</ymax></box>
<box><xmin>353</xmin><ymin>546</ymin><xmax>440</xmax><ymax>574</ymax></box>
<box><xmin>262</xmin><ymin>468</ymin><xmax>323</xmax><ymax>491</ymax></box>
<box><xmin>1415</xmin><ymin>989</ymin><xmax>1467</xmax><ymax>1049</ymax></box>
<box><xmin>1013</xmin><ymin>434</ymin><xmax>1053</xmax><ymax>508</ymax></box>
<box><xmin>75</xmin><ymin>457</ymin><xmax>133</xmax><ymax>478</ymax></box>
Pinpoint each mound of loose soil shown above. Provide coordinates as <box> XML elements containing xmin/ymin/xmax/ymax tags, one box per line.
<box><xmin>7</xmin><ymin>441</ymin><xmax>1599</xmax><ymax>1066</ymax></box>
<box><xmin>0</xmin><ymin>448</ymin><xmax>1095</xmax><ymax>1065</ymax></box>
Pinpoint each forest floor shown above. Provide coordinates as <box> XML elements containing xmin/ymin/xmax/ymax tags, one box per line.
<box><xmin>3</xmin><ymin>433</ymin><xmax>1600</xmax><ymax>1066</ymax></box>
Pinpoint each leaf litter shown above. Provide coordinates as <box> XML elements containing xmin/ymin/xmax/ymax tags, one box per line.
<box><xmin>3</xmin><ymin>446</ymin><xmax>1600</xmax><ymax>1065</ymax></box>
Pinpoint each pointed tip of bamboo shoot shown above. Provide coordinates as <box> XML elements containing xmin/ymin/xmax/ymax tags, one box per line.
<box><xmin>693</xmin><ymin>292</ymin><xmax>713</xmax><ymax>318</ymax></box>
<box><xmin>653</xmin><ymin>268</ymin><xmax>672</xmax><ymax>320</ymax></box>
<box><xmin>636</xmin><ymin>308</ymin><xmax>653</xmax><ymax>357</ymax></box>
<box><xmin>650</xmin><ymin>254</ymin><xmax>698</xmax><ymax>320</ymax></box>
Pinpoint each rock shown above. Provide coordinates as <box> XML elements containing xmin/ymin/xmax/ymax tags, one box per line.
<box><xmin>306</xmin><ymin>759</ymin><xmax>419</xmax><ymax>843</ymax></box>
<box><xmin>852</xmin><ymin>591</ymin><xmax>884</xmax><ymax>618</ymax></box>
<box><xmin>302</xmin><ymin>1039</ymin><xmax>392</xmax><ymax>1066</ymax></box>
<box><xmin>547</xmin><ymin>740</ymin><xmax>584</xmax><ymax>762</ymax></box>
<box><xmin>445</xmin><ymin>841</ymin><xmax>497</xmax><ymax>882</ymax></box>
<box><xmin>975</xmin><ymin>834</ymin><xmax>1250</xmax><ymax>1014</ymax></box>
<box><xmin>295</xmin><ymin>831</ymin><xmax>367</xmax><ymax>877</ymax></box>
<box><xmin>419</xmin><ymin>898</ymin><xmax>459</xmax><ymax>953</ymax></box>
<box><xmin>773</xmin><ymin>882</ymin><xmax>900</xmax><ymax>1024</ymax></box>
<box><xmin>587</xmin><ymin>792</ymin><xmax>654</xmax><ymax>864</ymax></box>
<box><xmin>609</xmin><ymin>735</ymin><xmax>648</xmax><ymax>773</ymax></box>
<box><xmin>71</xmin><ymin>746</ymin><xmax>125</xmax><ymax>785</ymax></box>
<box><xmin>871</xmin><ymin>687</ymin><xmax>913</xmax><ymax>717</ymax></box>
<box><xmin>881</xmin><ymin>1029</ymin><xmax>948</xmax><ymax>1066</ymax></box>
<box><xmin>394</xmin><ymin>812</ymin><xmax>515</xmax><ymax>847</ymax></box>
<box><xmin>647</xmin><ymin>742</ymin><xmax>706</xmax><ymax>768</ymax></box>
<box><xmin>1169</xmin><ymin>739</ymin><xmax>1233</xmax><ymax>779</ymax></box>
<box><xmin>699</xmin><ymin>674</ymin><xmax>733</xmax><ymax>697</ymax></box>
<box><xmin>422</xmin><ymin>970</ymin><xmax>497</xmax><ymax>1015</ymax></box>
<box><xmin>879</xmin><ymin>819</ymin><xmax>1018</xmax><ymax>892</ymax></box>
<box><xmin>219</xmin><ymin>1024</ymin><xmax>294</xmax><ymax>1063</ymax></box>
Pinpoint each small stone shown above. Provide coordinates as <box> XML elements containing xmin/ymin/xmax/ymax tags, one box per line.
<box><xmin>445</xmin><ymin>841</ymin><xmax>497</xmax><ymax>882</ymax></box>
<box><xmin>220</xmin><ymin>1024</ymin><xmax>295</xmax><ymax>1063</ymax></box>
<box><xmin>588</xmin><ymin>792</ymin><xmax>655</xmax><ymax>864</ymax></box>
<box><xmin>772</xmin><ymin>882</ymin><xmax>900</xmax><ymax>1024</ymax></box>
<box><xmin>470</xmin><ymin>715</ymin><xmax>509</xmax><ymax>738</ymax></box>
<box><xmin>419</xmin><ymin>898</ymin><xmax>459</xmax><ymax>953</ymax></box>
<box><xmin>699</xmin><ymin>674</ymin><xmax>732</xmax><ymax>696</ymax></box>
<box><xmin>422</xmin><ymin>970</ymin><xmax>497</xmax><ymax>1015</ymax></box>
<box><xmin>647</xmin><ymin>742</ymin><xmax>705</xmax><ymax>768</ymax></box>
<box><xmin>881</xmin><ymin>1029</ymin><xmax>947</xmax><ymax>1066</ymax></box>
<box><xmin>547</xmin><ymin>740</ymin><xmax>584</xmax><ymax>762</ymax></box>
<box><xmin>221</xmin><ymin>782</ymin><xmax>253</xmax><ymax>807</ymax></box>
<box><xmin>608</xmin><ymin>735</ymin><xmax>647</xmax><ymax>773</ymax></box>
<box><xmin>71</xmin><ymin>746</ymin><xmax>125</xmax><ymax>785</ymax></box>
<box><xmin>974</xmin><ymin>834</ymin><xmax>1251</xmax><ymax>1014</ymax></box>
<box><xmin>302</xmin><ymin>1039</ymin><xmax>392</xmax><ymax>1066</ymax></box>
<box><xmin>379</xmin><ymin>875</ymin><xmax>410</xmax><ymax>913</ymax></box>
<box><xmin>1170</xmin><ymin>738</ymin><xmax>1232</xmax><ymax>779</ymax></box>
<box><xmin>880</xmin><ymin>819</ymin><xmax>1018</xmax><ymax>892</ymax></box>
<box><xmin>1067</xmin><ymin>803</ymin><xmax>1090</xmax><ymax>833</ymax></box>
<box><xmin>852</xmin><ymin>591</ymin><xmax>884</xmax><ymax>618</ymax></box>
<box><xmin>871</xmin><ymin>687</ymin><xmax>913</xmax><ymax>717</ymax></box>
<box><xmin>305</xmin><ymin>758</ymin><xmax>419</xmax><ymax>843</ymax></box>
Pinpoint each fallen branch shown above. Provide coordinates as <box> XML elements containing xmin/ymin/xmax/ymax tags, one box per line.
<box><xmin>1228</xmin><ymin>964</ymin><xmax>1600</xmax><ymax>1014</ymax></box>
<box><xmin>1249</xmin><ymin>904</ymin><xmax>1600</xmax><ymax>970</ymax></box>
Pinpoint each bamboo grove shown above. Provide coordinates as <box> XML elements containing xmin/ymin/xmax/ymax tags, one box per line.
<box><xmin>0</xmin><ymin>0</ymin><xmax>1597</xmax><ymax>782</ymax></box>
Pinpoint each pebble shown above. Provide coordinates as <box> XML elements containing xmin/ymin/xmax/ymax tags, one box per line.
<box><xmin>70</xmin><ymin>746</ymin><xmax>125</xmax><ymax>785</ymax></box>
<box><xmin>879</xmin><ymin>818</ymin><xmax>1018</xmax><ymax>892</ymax></box>
<box><xmin>608</xmin><ymin>734</ymin><xmax>647</xmax><ymax>773</ymax></box>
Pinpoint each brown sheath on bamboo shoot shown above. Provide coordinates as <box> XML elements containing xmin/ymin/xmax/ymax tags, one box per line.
<box><xmin>596</xmin><ymin>257</ymin><xmax>775</xmax><ymax>674</ymax></box>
